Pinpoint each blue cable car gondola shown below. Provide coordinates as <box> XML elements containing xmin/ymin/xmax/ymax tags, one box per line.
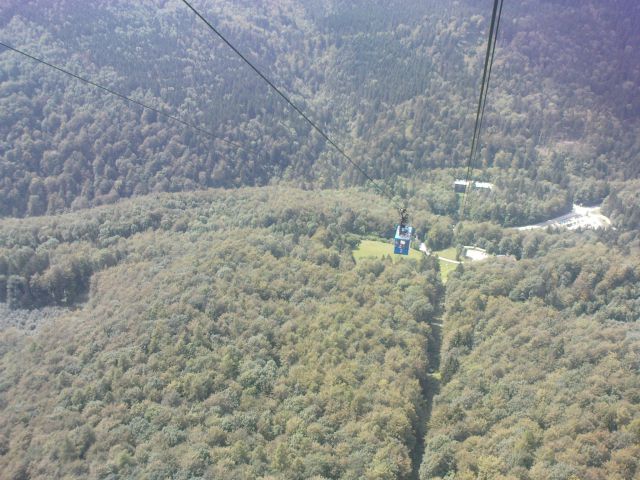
<box><xmin>394</xmin><ymin>224</ymin><xmax>413</xmax><ymax>255</ymax></box>
<box><xmin>394</xmin><ymin>208</ymin><xmax>412</xmax><ymax>255</ymax></box>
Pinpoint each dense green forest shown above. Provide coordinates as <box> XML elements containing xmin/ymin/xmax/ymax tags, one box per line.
<box><xmin>1</xmin><ymin>0</ymin><xmax>639</xmax><ymax>225</ymax></box>
<box><xmin>2</xmin><ymin>1</ymin><xmax>640</xmax><ymax>479</ymax></box>
<box><xmin>0</xmin><ymin>188</ymin><xmax>445</xmax><ymax>479</ymax></box>
<box><xmin>423</xmin><ymin>244</ymin><xmax>640</xmax><ymax>479</ymax></box>
<box><xmin>0</xmin><ymin>187</ymin><xmax>638</xmax><ymax>479</ymax></box>
<box><xmin>0</xmin><ymin>183</ymin><xmax>599</xmax><ymax>313</ymax></box>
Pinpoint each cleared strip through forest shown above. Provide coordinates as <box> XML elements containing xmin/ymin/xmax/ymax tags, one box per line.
<box><xmin>410</xmin><ymin>272</ymin><xmax>446</xmax><ymax>479</ymax></box>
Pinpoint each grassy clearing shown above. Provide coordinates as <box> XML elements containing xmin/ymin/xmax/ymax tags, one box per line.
<box><xmin>438</xmin><ymin>260</ymin><xmax>458</xmax><ymax>283</ymax></box>
<box><xmin>435</xmin><ymin>247</ymin><xmax>458</xmax><ymax>261</ymax></box>
<box><xmin>353</xmin><ymin>240</ymin><xmax>423</xmax><ymax>263</ymax></box>
<box><xmin>434</xmin><ymin>248</ymin><xmax>460</xmax><ymax>283</ymax></box>
<box><xmin>353</xmin><ymin>240</ymin><xmax>459</xmax><ymax>282</ymax></box>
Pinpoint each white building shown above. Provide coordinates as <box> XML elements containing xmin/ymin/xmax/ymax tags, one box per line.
<box><xmin>474</xmin><ymin>181</ymin><xmax>494</xmax><ymax>190</ymax></box>
<box><xmin>463</xmin><ymin>246</ymin><xmax>490</xmax><ymax>261</ymax></box>
<box><xmin>453</xmin><ymin>180</ymin><xmax>494</xmax><ymax>193</ymax></box>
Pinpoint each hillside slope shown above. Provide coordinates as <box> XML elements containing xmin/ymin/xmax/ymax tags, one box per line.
<box><xmin>1</xmin><ymin>0</ymin><xmax>638</xmax><ymax>217</ymax></box>
<box><xmin>422</xmin><ymin>245</ymin><xmax>640</xmax><ymax>479</ymax></box>
<box><xmin>0</xmin><ymin>187</ymin><xmax>443</xmax><ymax>479</ymax></box>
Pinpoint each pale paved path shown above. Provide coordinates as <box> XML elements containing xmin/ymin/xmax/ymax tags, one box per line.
<box><xmin>437</xmin><ymin>257</ymin><xmax>461</xmax><ymax>265</ymax></box>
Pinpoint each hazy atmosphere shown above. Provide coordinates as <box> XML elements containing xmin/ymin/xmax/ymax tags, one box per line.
<box><xmin>1</xmin><ymin>1</ymin><xmax>639</xmax><ymax>479</ymax></box>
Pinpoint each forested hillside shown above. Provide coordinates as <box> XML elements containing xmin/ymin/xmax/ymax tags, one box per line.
<box><xmin>0</xmin><ymin>187</ymin><xmax>444</xmax><ymax>478</ymax></box>
<box><xmin>2</xmin><ymin>1</ymin><xmax>640</xmax><ymax>479</ymax></box>
<box><xmin>1</xmin><ymin>187</ymin><xmax>638</xmax><ymax>479</ymax></box>
<box><xmin>422</xmin><ymin>245</ymin><xmax>640</xmax><ymax>479</ymax></box>
<box><xmin>1</xmin><ymin>0</ymin><xmax>639</xmax><ymax>220</ymax></box>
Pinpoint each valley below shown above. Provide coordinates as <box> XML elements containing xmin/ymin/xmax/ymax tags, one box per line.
<box><xmin>0</xmin><ymin>186</ymin><xmax>638</xmax><ymax>479</ymax></box>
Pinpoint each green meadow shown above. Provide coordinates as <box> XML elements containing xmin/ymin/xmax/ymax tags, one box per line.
<box><xmin>352</xmin><ymin>239</ymin><xmax>423</xmax><ymax>263</ymax></box>
<box><xmin>353</xmin><ymin>239</ymin><xmax>459</xmax><ymax>282</ymax></box>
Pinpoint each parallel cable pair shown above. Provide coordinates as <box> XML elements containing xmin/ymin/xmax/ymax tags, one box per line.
<box><xmin>460</xmin><ymin>0</ymin><xmax>504</xmax><ymax>220</ymax></box>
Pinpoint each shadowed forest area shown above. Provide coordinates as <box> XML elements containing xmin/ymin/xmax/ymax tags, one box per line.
<box><xmin>1</xmin><ymin>0</ymin><xmax>639</xmax><ymax>225</ymax></box>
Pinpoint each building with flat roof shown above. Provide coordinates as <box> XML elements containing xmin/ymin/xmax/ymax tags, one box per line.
<box><xmin>453</xmin><ymin>180</ymin><xmax>494</xmax><ymax>193</ymax></box>
<box><xmin>453</xmin><ymin>180</ymin><xmax>470</xmax><ymax>193</ymax></box>
<box><xmin>474</xmin><ymin>181</ymin><xmax>494</xmax><ymax>190</ymax></box>
<box><xmin>463</xmin><ymin>246</ymin><xmax>490</xmax><ymax>261</ymax></box>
